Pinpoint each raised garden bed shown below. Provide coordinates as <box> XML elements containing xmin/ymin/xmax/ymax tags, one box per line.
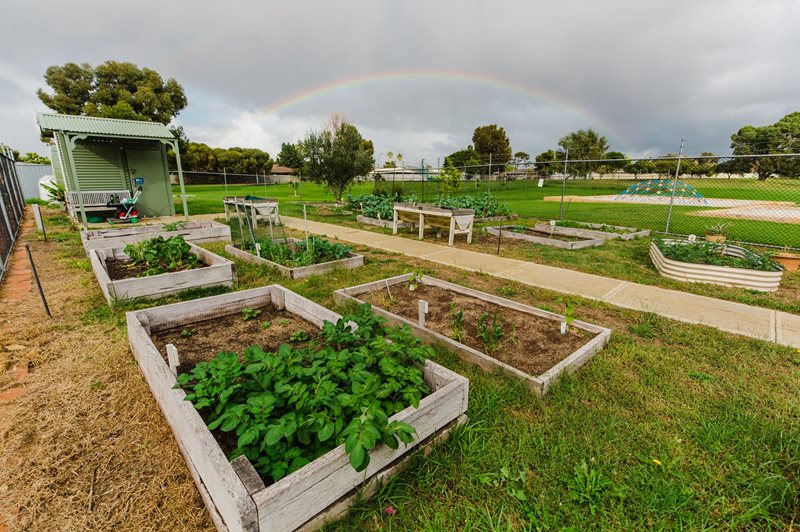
<box><xmin>356</xmin><ymin>214</ymin><xmax>409</xmax><ymax>229</ymax></box>
<box><xmin>225</xmin><ymin>237</ymin><xmax>364</xmax><ymax>279</ymax></box>
<box><xmin>335</xmin><ymin>274</ymin><xmax>610</xmax><ymax>395</ymax></box>
<box><xmin>533</xmin><ymin>221</ymin><xmax>650</xmax><ymax>241</ymax></box>
<box><xmin>81</xmin><ymin>220</ymin><xmax>231</xmax><ymax>252</ymax></box>
<box><xmin>89</xmin><ymin>241</ymin><xmax>235</xmax><ymax>304</ymax></box>
<box><xmin>393</xmin><ymin>203</ymin><xmax>475</xmax><ymax>246</ymax></box>
<box><xmin>126</xmin><ymin>286</ymin><xmax>469</xmax><ymax>531</ymax></box>
<box><xmin>486</xmin><ymin>225</ymin><xmax>605</xmax><ymax>250</ymax></box>
<box><xmin>650</xmin><ymin>239</ymin><xmax>783</xmax><ymax>292</ymax></box>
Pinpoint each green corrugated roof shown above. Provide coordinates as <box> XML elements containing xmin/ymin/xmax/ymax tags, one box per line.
<box><xmin>36</xmin><ymin>113</ymin><xmax>175</xmax><ymax>140</ymax></box>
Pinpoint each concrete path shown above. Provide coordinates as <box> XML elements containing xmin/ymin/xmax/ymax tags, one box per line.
<box><xmin>279</xmin><ymin>216</ymin><xmax>800</xmax><ymax>348</ymax></box>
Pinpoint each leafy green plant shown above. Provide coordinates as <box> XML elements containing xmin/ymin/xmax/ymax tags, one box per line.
<box><xmin>563</xmin><ymin>300</ymin><xmax>576</xmax><ymax>333</ymax></box>
<box><xmin>124</xmin><ymin>236</ymin><xmax>201</xmax><ymax>277</ymax></box>
<box><xmin>289</xmin><ymin>330</ymin><xmax>310</xmax><ymax>342</ymax></box>
<box><xmin>278</xmin><ymin>319</ymin><xmax>290</xmax><ymax>327</ymax></box>
<box><xmin>477</xmin><ymin>312</ymin><xmax>505</xmax><ymax>354</ymax></box>
<box><xmin>162</xmin><ymin>221</ymin><xmax>186</xmax><ymax>232</ymax></box>
<box><xmin>180</xmin><ymin>328</ymin><xmax>196</xmax><ymax>338</ymax></box>
<box><xmin>655</xmin><ymin>239</ymin><xmax>776</xmax><ymax>271</ymax></box>
<box><xmin>496</xmin><ymin>286</ymin><xmax>518</xmax><ymax>298</ymax></box>
<box><xmin>41</xmin><ymin>180</ymin><xmax>66</xmax><ymax>203</ymax></box>
<box><xmin>704</xmin><ymin>223</ymin><xmax>730</xmax><ymax>236</ymax></box>
<box><xmin>407</xmin><ymin>270</ymin><xmax>424</xmax><ymax>291</ymax></box>
<box><xmin>176</xmin><ymin>304</ymin><xmax>431</xmax><ymax>482</ymax></box>
<box><xmin>260</xmin><ymin>321</ymin><xmax>272</xmax><ymax>330</ymax></box>
<box><xmin>567</xmin><ymin>460</ymin><xmax>613</xmax><ymax>515</ymax></box>
<box><xmin>478</xmin><ymin>466</ymin><xmax>529</xmax><ymax>502</ymax></box>
<box><xmin>432</xmin><ymin>192</ymin><xmax>512</xmax><ymax>217</ymax></box>
<box><xmin>243</xmin><ymin>237</ymin><xmax>352</xmax><ymax>268</ymax></box>
<box><xmin>449</xmin><ymin>303</ymin><xmax>465</xmax><ymax>342</ymax></box>
<box><xmin>241</xmin><ymin>308</ymin><xmax>262</xmax><ymax>321</ymax></box>
<box><xmin>345</xmin><ymin>193</ymin><xmax>418</xmax><ymax>220</ymax></box>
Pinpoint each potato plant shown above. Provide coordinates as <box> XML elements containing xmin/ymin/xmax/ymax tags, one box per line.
<box><xmin>123</xmin><ymin>235</ymin><xmax>201</xmax><ymax>276</ymax></box>
<box><xmin>176</xmin><ymin>304</ymin><xmax>431</xmax><ymax>482</ymax></box>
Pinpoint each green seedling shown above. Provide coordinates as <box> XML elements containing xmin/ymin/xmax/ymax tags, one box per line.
<box><xmin>289</xmin><ymin>330</ymin><xmax>310</xmax><ymax>342</ymax></box>
<box><xmin>477</xmin><ymin>312</ymin><xmax>505</xmax><ymax>354</ymax></box>
<box><xmin>449</xmin><ymin>303</ymin><xmax>465</xmax><ymax>342</ymax></box>
<box><xmin>260</xmin><ymin>321</ymin><xmax>272</xmax><ymax>330</ymax></box>
<box><xmin>278</xmin><ymin>318</ymin><xmax>290</xmax><ymax>327</ymax></box>
<box><xmin>242</xmin><ymin>308</ymin><xmax>262</xmax><ymax>321</ymax></box>
<box><xmin>180</xmin><ymin>328</ymin><xmax>196</xmax><ymax>338</ymax></box>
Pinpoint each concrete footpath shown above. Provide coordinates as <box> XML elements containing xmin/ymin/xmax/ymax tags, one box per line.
<box><xmin>279</xmin><ymin>216</ymin><xmax>800</xmax><ymax>348</ymax></box>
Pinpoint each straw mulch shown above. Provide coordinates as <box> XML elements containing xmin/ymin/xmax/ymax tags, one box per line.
<box><xmin>0</xmin><ymin>212</ymin><xmax>213</xmax><ymax>531</ymax></box>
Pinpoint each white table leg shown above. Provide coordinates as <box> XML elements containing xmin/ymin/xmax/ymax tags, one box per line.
<box><xmin>448</xmin><ymin>217</ymin><xmax>455</xmax><ymax>246</ymax></box>
<box><xmin>419</xmin><ymin>213</ymin><xmax>425</xmax><ymax>240</ymax></box>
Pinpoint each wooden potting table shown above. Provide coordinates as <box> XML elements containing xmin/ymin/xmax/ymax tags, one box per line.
<box><xmin>392</xmin><ymin>202</ymin><xmax>475</xmax><ymax>246</ymax></box>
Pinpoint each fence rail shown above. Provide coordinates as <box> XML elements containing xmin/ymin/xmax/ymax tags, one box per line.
<box><xmin>371</xmin><ymin>154</ymin><xmax>800</xmax><ymax>250</ymax></box>
<box><xmin>0</xmin><ymin>146</ymin><xmax>26</xmax><ymax>284</ymax></box>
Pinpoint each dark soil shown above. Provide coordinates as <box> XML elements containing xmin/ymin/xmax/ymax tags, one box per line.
<box><xmin>362</xmin><ymin>283</ymin><xmax>596</xmax><ymax>376</ymax></box>
<box><xmin>105</xmin><ymin>258</ymin><xmax>207</xmax><ymax>280</ymax></box>
<box><xmin>151</xmin><ymin>304</ymin><xmax>320</xmax><ymax>375</ymax></box>
<box><xmin>511</xmin><ymin>227</ymin><xmax>592</xmax><ymax>242</ymax></box>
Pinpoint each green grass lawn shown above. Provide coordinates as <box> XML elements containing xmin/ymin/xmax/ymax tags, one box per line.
<box><xmin>102</xmin><ymin>221</ymin><xmax>800</xmax><ymax>529</ymax></box>
<box><xmin>174</xmin><ymin>179</ymin><xmax>800</xmax><ymax>248</ymax></box>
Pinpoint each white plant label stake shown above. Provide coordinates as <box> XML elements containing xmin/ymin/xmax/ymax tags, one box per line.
<box><xmin>418</xmin><ymin>300</ymin><xmax>429</xmax><ymax>327</ymax></box>
<box><xmin>560</xmin><ymin>321</ymin><xmax>567</xmax><ymax>335</ymax></box>
<box><xmin>255</xmin><ymin>242</ymin><xmax>262</xmax><ymax>258</ymax></box>
<box><xmin>166</xmin><ymin>344</ymin><xmax>180</xmax><ymax>376</ymax></box>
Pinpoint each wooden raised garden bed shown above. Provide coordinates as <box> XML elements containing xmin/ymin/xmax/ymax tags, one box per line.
<box><xmin>225</xmin><ymin>238</ymin><xmax>364</xmax><ymax>280</ymax></box>
<box><xmin>335</xmin><ymin>274</ymin><xmax>611</xmax><ymax>395</ymax></box>
<box><xmin>126</xmin><ymin>286</ymin><xmax>469</xmax><ymax>532</ymax></box>
<box><xmin>89</xmin><ymin>242</ymin><xmax>235</xmax><ymax>304</ymax></box>
<box><xmin>650</xmin><ymin>239</ymin><xmax>784</xmax><ymax>292</ymax></box>
<box><xmin>81</xmin><ymin>220</ymin><xmax>231</xmax><ymax>252</ymax></box>
<box><xmin>486</xmin><ymin>225</ymin><xmax>605</xmax><ymax>250</ymax></box>
<box><xmin>533</xmin><ymin>221</ymin><xmax>650</xmax><ymax>241</ymax></box>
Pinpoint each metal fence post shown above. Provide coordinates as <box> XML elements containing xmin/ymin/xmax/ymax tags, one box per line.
<box><xmin>664</xmin><ymin>138</ymin><xmax>685</xmax><ymax>234</ymax></box>
<box><xmin>560</xmin><ymin>148</ymin><xmax>569</xmax><ymax>219</ymax></box>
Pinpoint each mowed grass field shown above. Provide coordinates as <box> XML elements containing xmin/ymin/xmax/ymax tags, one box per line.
<box><xmin>173</xmin><ymin>177</ymin><xmax>800</xmax><ymax>248</ymax></box>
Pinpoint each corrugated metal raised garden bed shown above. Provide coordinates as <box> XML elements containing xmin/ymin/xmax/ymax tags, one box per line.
<box><xmin>650</xmin><ymin>239</ymin><xmax>783</xmax><ymax>292</ymax></box>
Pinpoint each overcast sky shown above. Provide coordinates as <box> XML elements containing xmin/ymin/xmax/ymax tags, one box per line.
<box><xmin>2</xmin><ymin>0</ymin><xmax>799</xmax><ymax>163</ymax></box>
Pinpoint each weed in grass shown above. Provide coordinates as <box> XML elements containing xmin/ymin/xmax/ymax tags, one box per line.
<box><xmin>241</xmin><ymin>308</ymin><xmax>262</xmax><ymax>321</ymax></box>
<box><xmin>49</xmin><ymin>232</ymin><xmax>78</xmax><ymax>243</ymax></box>
<box><xmin>478</xmin><ymin>466</ymin><xmax>529</xmax><ymax>502</ymax></box>
<box><xmin>477</xmin><ymin>312</ymin><xmax>505</xmax><ymax>354</ymax></box>
<box><xmin>688</xmin><ymin>371</ymin><xmax>716</xmax><ymax>383</ymax></box>
<box><xmin>449</xmin><ymin>303</ymin><xmax>465</xmax><ymax>342</ymax></box>
<box><xmin>628</xmin><ymin>313</ymin><xmax>662</xmax><ymax>339</ymax></box>
<box><xmin>567</xmin><ymin>460</ymin><xmax>617</xmax><ymax>515</ymax></box>
<box><xmin>496</xmin><ymin>286</ymin><xmax>518</xmax><ymax>298</ymax></box>
<box><xmin>89</xmin><ymin>381</ymin><xmax>106</xmax><ymax>392</ymax></box>
<box><xmin>65</xmin><ymin>258</ymin><xmax>91</xmax><ymax>271</ymax></box>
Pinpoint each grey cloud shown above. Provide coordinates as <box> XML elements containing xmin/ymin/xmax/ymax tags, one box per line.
<box><xmin>2</xmin><ymin>0</ymin><xmax>798</xmax><ymax>161</ymax></box>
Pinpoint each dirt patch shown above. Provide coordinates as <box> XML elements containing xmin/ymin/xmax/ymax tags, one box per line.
<box><xmin>361</xmin><ymin>283</ymin><xmax>596</xmax><ymax>376</ymax></box>
<box><xmin>151</xmin><ymin>304</ymin><xmax>319</xmax><ymax>375</ymax></box>
<box><xmin>506</xmin><ymin>227</ymin><xmax>591</xmax><ymax>242</ymax></box>
<box><xmin>104</xmin><ymin>258</ymin><xmax>207</xmax><ymax>281</ymax></box>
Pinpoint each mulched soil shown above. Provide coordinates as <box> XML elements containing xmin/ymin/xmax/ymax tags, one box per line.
<box><xmin>104</xmin><ymin>258</ymin><xmax>207</xmax><ymax>280</ymax></box>
<box><xmin>361</xmin><ymin>283</ymin><xmax>596</xmax><ymax>376</ymax></box>
<box><xmin>509</xmin><ymin>227</ymin><xmax>591</xmax><ymax>242</ymax></box>
<box><xmin>151</xmin><ymin>304</ymin><xmax>319</xmax><ymax>375</ymax></box>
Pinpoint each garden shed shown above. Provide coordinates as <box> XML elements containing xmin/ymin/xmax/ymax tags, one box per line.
<box><xmin>36</xmin><ymin>113</ymin><xmax>188</xmax><ymax>226</ymax></box>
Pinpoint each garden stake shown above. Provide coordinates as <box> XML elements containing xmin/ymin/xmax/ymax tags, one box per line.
<box><xmin>418</xmin><ymin>299</ymin><xmax>428</xmax><ymax>327</ymax></box>
<box><xmin>496</xmin><ymin>215</ymin><xmax>503</xmax><ymax>255</ymax></box>
<box><xmin>166</xmin><ymin>344</ymin><xmax>180</xmax><ymax>376</ymax></box>
<box><xmin>32</xmin><ymin>203</ymin><xmax>47</xmax><ymax>241</ymax></box>
<box><xmin>303</xmin><ymin>204</ymin><xmax>310</xmax><ymax>244</ymax></box>
<box><xmin>25</xmin><ymin>243</ymin><xmax>51</xmax><ymax>317</ymax></box>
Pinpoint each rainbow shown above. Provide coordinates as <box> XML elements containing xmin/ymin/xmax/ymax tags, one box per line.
<box><xmin>260</xmin><ymin>70</ymin><xmax>634</xmax><ymax>151</ymax></box>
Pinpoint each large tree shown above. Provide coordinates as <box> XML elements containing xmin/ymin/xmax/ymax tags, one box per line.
<box><xmin>276</xmin><ymin>142</ymin><xmax>303</xmax><ymax>170</ymax></box>
<box><xmin>443</xmin><ymin>146</ymin><xmax>481</xmax><ymax>174</ymax></box>
<box><xmin>472</xmin><ymin>124</ymin><xmax>512</xmax><ymax>175</ymax></box>
<box><xmin>730</xmin><ymin>112</ymin><xmax>800</xmax><ymax>180</ymax></box>
<box><xmin>534</xmin><ymin>149</ymin><xmax>564</xmax><ymax>176</ymax></box>
<box><xmin>301</xmin><ymin>116</ymin><xmax>374</xmax><ymax>201</ymax></box>
<box><xmin>557</xmin><ymin>128</ymin><xmax>609</xmax><ymax>177</ymax></box>
<box><xmin>37</xmin><ymin>61</ymin><xmax>187</xmax><ymax>124</ymax></box>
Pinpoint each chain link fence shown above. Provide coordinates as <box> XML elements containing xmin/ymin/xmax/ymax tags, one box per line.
<box><xmin>372</xmin><ymin>154</ymin><xmax>800</xmax><ymax>250</ymax></box>
<box><xmin>0</xmin><ymin>146</ymin><xmax>26</xmax><ymax>283</ymax></box>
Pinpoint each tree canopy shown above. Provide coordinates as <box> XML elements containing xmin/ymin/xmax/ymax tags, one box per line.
<box><xmin>300</xmin><ymin>115</ymin><xmax>374</xmax><ymax>201</ymax></box>
<box><xmin>557</xmin><ymin>128</ymin><xmax>609</xmax><ymax>176</ymax></box>
<box><xmin>443</xmin><ymin>146</ymin><xmax>482</xmax><ymax>173</ymax></box>
<box><xmin>37</xmin><ymin>61</ymin><xmax>187</xmax><ymax>124</ymax></box>
<box><xmin>730</xmin><ymin>112</ymin><xmax>800</xmax><ymax>180</ymax></box>
<box><xmin>276</xmin><ymin>142</ymin><xmax>303</xmax><ymax>170</ymax></box>
<box><xmin>11</xmin><ymin>150</ymin><xmax>51</xmax><ymax>164</ymax></box>
<box><xmin>472</xmin><ymin>124</ymin><xmax>513</xmax><ymax>174</ymax></box>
